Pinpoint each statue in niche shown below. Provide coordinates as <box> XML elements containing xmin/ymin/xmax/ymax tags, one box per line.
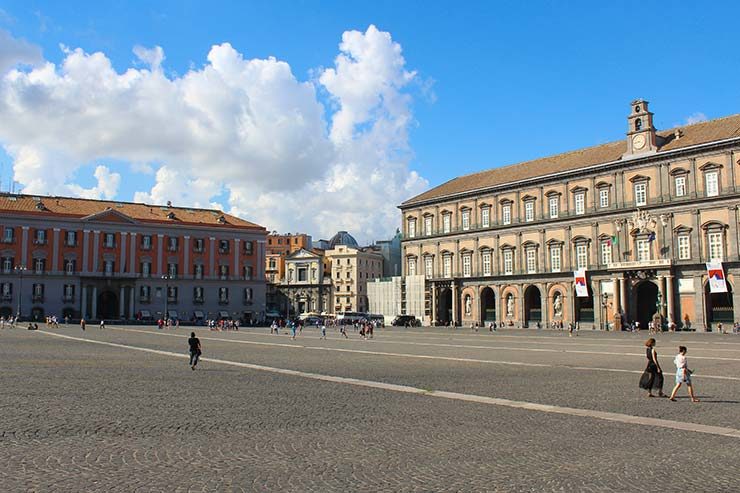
<box><xmin>464</xmin><ymin>295</ymin><xmax>472</xmax><ymax>316</ymax></box>
<box><xmin>553</xmin><ymin>293</ymin><xmax>563</xmax><ymax>318</ymax></box>
<box><xmin>506</xmin><ymin>294</ymin><xmax>514</xmax><ymax>318</ymax></box>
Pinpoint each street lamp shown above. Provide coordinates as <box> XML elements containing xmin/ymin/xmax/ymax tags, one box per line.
<box><xmin>14</xmin><ymin>264</ymin><xmax>27</xmax><ymax>321</ymax></box>
<box><xmin>162</xmin><ymin>274</ymin><xmax>172</xmax><ymax>324</ymax></box>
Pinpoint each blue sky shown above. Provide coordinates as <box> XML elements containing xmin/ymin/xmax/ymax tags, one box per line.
<box><xmin>0</xmin><ymin>1</ymin><xmax>738</xmax><ymax>242</ymax></box>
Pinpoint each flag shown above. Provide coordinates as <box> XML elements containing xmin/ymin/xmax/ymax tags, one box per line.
<box><xmin>706</xmin><ymin>262</ymin><xmax>727</xmax><ymax>293</ymax></box>
<box><xmin>647</xmin><ymin>232</ymin><xmax>656</xmax><ymax>242</ymax></box>
<box><xmin>611</xmin><ymin>235</ymin><xmax>619</xmax><ymax>245</ymax></box>
<box><xmin>574</xmin><ymin>269</ymin><xmax>589</xmax><ymax>297</ymax></box>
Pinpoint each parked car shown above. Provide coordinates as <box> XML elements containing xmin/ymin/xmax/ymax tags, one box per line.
<box><xmin>392</xmin><ymin>315</ymin><xmax>420</xmax><ymax>327</ymax></box>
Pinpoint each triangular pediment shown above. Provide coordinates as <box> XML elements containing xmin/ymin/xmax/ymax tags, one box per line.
<box><xmin>81</xmin><ymin>208</ymin><xmax>138</xmax><ymax>224</ymax></box>
<box><xmin>286</xmin><ymin>248</ymin><xmax>319</xmax><ymax>260</ymax></box>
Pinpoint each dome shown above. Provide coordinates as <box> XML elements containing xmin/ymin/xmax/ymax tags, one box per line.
<box><xmin>329</xmin><ymin>231</ymin><xmax>358</xmax><ymax>248</ymax></box>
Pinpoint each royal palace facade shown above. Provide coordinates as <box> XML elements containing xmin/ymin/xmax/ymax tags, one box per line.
<box><xmin>399</xmin><ymin>100</ymin><xmax>740</xmax><ymax>331</ymax></box>
<box><xmin>0</xmin><ymin>194</ymin><xmax>267</xmax><ymax>323</ymax></box>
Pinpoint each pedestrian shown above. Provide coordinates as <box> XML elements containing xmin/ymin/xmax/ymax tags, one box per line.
<box><xmin>99</xmin><ymin>319</ymin><xmax>105</xmax><ymax>330</ymax></box>
<box><xmin>291</xmin><ymin>322</ymin><xmax>297</xmax><ymax>340</ymax></box>
<box><xmin>669</xmin><ymin>346</ymin><xmax>699</xmax><ymax>402</ymax></box>
<box><xmin>639</xmin><ymin>338</ymin><xmax>666</xmax><ymax>398</ymax></box>
<box><xmin>188</xmin><ymin>332</ymin><xmax>201</xmax><ymax>370</ymax></box>
<box><xmin>320</xmin><ymin>323</ymin><xmax>327</xmax><ymax>340</ymax></box>
<box><xmin>717</xmin><ymin>322</ymin><xmax>724</xmax><ymax>334</ymax></box>
<box><xmin>80</xmin><ymin>318</ymin><xmax>86</xmax><ymax>331</ymax></box>
<box><xmin>339</xmin><ymin>325</ymin><xmax>348</xmax><ymax>339</ymax></box>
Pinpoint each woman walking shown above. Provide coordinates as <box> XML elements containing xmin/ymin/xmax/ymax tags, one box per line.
<box><xmin>669</xmin><ymin>346</ymin><xmax>699</xmax><ymax>402</ymax></box>
<box><xmin>639</xmin><ymin>338</ymin><xmax>666</xmax><ymax>397</ymax></box>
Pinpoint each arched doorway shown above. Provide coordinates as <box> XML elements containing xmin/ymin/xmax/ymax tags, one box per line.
<box><xmin>437</xmin><ymin>288</ymin><xmax>452</xmax><ymax>325</ymax></box>
<box><xmin>524</xmin><ymin>285</ymin><xmax>542</xmax><ymax>326</ymax></box>
<box><xmin>574</xmin><ymin>285</ymin><xmax>594</xmax><ymax>324</ymax></box>
<box><xmin>97</xmin><ymin>291</ymin><xmax>118</xmax><ymax>320</ymax></box>
<box><xmin>635</xmin><ymin>281</ymin><xmax>659</xmax><ymax>329</ymax></box>
<box><xmin>705</xmin><ymin>282</ymin><xmax>733</xmax><ymax>329</ymax></box>
<box><xmin>480</xmin><ymin>287</ymin><xmax>496</xmax><ymax>323</ymax></box>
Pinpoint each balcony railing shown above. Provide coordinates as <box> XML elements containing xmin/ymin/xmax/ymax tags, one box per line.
<box><xmin>62</xmin><ymin>296</ymin><xmax>75</xmax><ymax>302</ymax></box>
<box><xmin>218</xmin><ymin>299</ymin><xmax>229</xmax><ymax>305</ymax></box>
<box><xmin>193</xmin><ymin>297</ymin><xmax>204</xmax><ymax>304</ymax></box>
<box><xmin>607</xmin><ymin>259</ymin><xmax>672</xmax><ymax>270</ymax></box>
<box><xmin>1</xmin><ymin>294</ymin><xmax>12</xmax><ymax>301</ymax></box>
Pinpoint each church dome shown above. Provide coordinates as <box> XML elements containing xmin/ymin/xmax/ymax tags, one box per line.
<box><xmin>329</xmin><ymin>231</ymin><xmax>358</xmax><ymax>248</ymax></box>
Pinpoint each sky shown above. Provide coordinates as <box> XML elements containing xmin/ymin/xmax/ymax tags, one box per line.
<box><xmin>0</xmin><ymin>1</ymin><xmax>739</xmax><ymax>245</ymax></box>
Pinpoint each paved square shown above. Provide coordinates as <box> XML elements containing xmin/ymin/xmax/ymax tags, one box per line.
<box><xmin>1</xmin><ymin>325</ymin><xmax>739</xmax><ymax>492</ymax></box>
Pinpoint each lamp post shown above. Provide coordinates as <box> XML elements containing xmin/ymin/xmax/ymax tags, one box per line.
<box><xmin>14</xmin><ymin>264</ymin><xmax>27</xmax><ymax>321</ymax></box>
<box><xmin>162</xmin><ymin>274</ymin><xmax>172</xmax><ymax>324</ymax></box>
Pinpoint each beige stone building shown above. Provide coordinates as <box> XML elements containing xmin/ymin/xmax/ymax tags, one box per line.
<box><xmin>326</xmin><ymin>244</ymin><xmax>384</xmax><ymax>313</ymax></box>
<box><xmin>399</xmin><ymin>100</ymin><xmax>740</xmax><ymax>331</ymax></box>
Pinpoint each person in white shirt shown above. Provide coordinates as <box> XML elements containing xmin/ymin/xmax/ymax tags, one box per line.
<box><xmin>669</xmin><ymin>346</ymin><xmax>699</xmax><ymax>402</ymax></box>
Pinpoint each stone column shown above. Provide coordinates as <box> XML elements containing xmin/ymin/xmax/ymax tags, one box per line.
<box><xmin>52</xmin><ymin>228</ymin><xmax>60</xmax><ymax>273</ymax></box>
<box><xmin>564</xmin><ymin>226</ymin><xmax>572</xmax><ymax>271</ymax></box>
<box><xmin>658</xmin><ymin>276</ymin><xmax>667</xmax><ymax>319</ymax></box>
<box><xmin>92</xmin><ymin>231</ymin><xmax>100</xmax><ymax>273</ymax></box>
<box><xmin>728</xmin><ymin>206</ymin><xmax>739</xmax><ymax>261</ymax></box>
<box><xmin>431</xmin><ymin>283</ymin><xmax>437</xmax><ymax>325</ymax></box>
<box><xmin>234</xmin><ymin>238</ymin><xmax>241</xmax><ymax>280</ymax></box>
<box><xmin>613</xmin><ymin>277</ymin><xmax>621</xmax><ymax>316</ymax></box>
<box><xmin>129</xmin><ymin>286</ymin><xmax>135</xmax><ymax>320</ymax></box>
<box><xmin>690</xmin><ymin>158</ymin><xmax>698</xmax><ymax>198</ymax></box>
<box><xmin>129</xmin><ymin>233</ymin><xmax>137</xmax><ymax>274</ymax></box>
<box><xmin>91</xmin><ymin>286</ymin><xmax>98</xmax><ymax>319</ymax></box>
<box><xmin>119</xmin><ymin>232</ymin><xmax>127</xmax><ymax>273</ymax></box>
<box><xmin>451</xmin><ymin>283</ymin><xmax>458</xmax><ymax>326</ymax></box>
<box><xmin>620</xmin><ymin>276</ymin><xmax>627</xmax><ymax>317</ymax></box>
<box><xmin>81</xmin><ymin>285</ymin><xmax>88</xmax><ymax>319</ymax></box>
<box><xmin>666</xmin><ymin>275</ymin><xmax>675</xmax><ymax>324</ymax></box>
<box><xmin>590</xmin><ymin>223</ymin><xmax>598</xmax><ymax>267</ymax></box>
<box><xmin>156</xmin><ymin>234</ymin><xmax>164</xmax><ymax>275</ymax></box>
<box><xmin>494</xmin><ymin>235</ymin><xmax>500</xmax><ymax>276</ymax></box>
<box><xmin>82</xmin><ymin>230</ymin><xmax>90</xmax><ymax>273</ymax></box>
<box><xmin>209</xmin><ymin>237</ymin><xmax>216</xmax><ymax>278</ymax></box>
<box><xmin>183</xmin><ymin>236</ymin><xmax>190</xmax><ymax>277</ymax></box>
<box><xmin>539</xmin><ymin>229</ymin><xmax>546</xmax><ymax>272</ymax></box>
<box><xmin>691</xmin><ymin>210</ymin><xmax>701</xmax><ymax>262</ymax></box>
<box><xmin>119</xmin><ymin>286</ymin><xmax>125</xmax><ymax>318</ymax></box>
<box><xmin>541</xmin><ymin>282</ymin><xmax>549</xmax><ymax>328</ymax></box>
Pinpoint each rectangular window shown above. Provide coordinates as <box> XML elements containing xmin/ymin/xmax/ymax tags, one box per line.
<box><xmin>168</xmin><ymin>263</ymin><xmax>178</xmax><ymax>277</ymax></box>
<box><xmin>141</xmin><ymin>262</ymin><xmax>151</xmax><ymax>277</ymax></box>
<box><xmin>549</xmin><ymin>197</ymin><xmax>559</xmax><ymax>218</ymax></box>
<box><xmin>462</xmin><ymin>254</ymin><xmax>471</xmax><ymax>277</ymax></box>
<box><xmin>1</xmin><ymin>282</ymin><xmax>11</xmax><ymax>299</ymax></box>
<box><xmin>461</xmin><ymin>210</ymin><xmax>470</xmax><ymax>231</ymax></box>
<box><xmin>194</xmin><ymin>264</ymin><xmax>203</xmax><ymax>279</ymax></box>
<box><xmin>34</xmin><ymin>258</ymin><xmax>45</xmax><ymax>274</ymax></box>
<box><xmin>193</xmin><ymin>287</ymin><xmax>204</xmax><ymax>302</ymax></box>
<box><xmin>574</xmin><ymin>193</ymin><xmax>585</xmax><ymax>215</ymax></box>
<box><xmin>526</xmin><ymin>249</ymin><xmax>536</xmax><ymax>273</ymax></box>
<box><xmin>502</xmin><ymin>204</ymin><xmax>511</xmax><ymax>225</ymax></box>
<box><xmin>65</xmin><ymin>259</ymin><xmax>76</xmax><ymax>275</ymax></box>
<box><xmin>407</xmin><ymin>218</ymin><xmax>416</xmax><ymax>238</ymax></box>
<box><xmin>32</xmin><ymin>283</ymin><xmax>44</xmax><ymax>300</ymax></box>
<box><xmin>104</xmin><ymin>260</ymin><xmax>115</xmax><ymax>275</ymax></box>
<box><xmin>2</xmin><ymin>257</ymin><xmax>12</xmax><ymax>273</ymax></box>
<box><xmin>424</xmin><ymin>256</ymin><xmax>433</xmax><ymax>279</ymax></box>
<box><xmin>34</xmin><ymin>229</ymin><xmax>46</xmax><ymax>244</ymax></box>
<box><xmin>219</xmin><ymin>287</ymin><xmax>229</xmax><ymax>303</ymax></box>
<box><xmin>599</xmin><ymin>189</ymin><xmax>609</xmax><ymax>208</ymax></box>
<box><xmin>482</xmin><ymin>251</ymin><xmax>491</xmax><ymax>276</ymax></box>
<box><xmin>193</xmin><ymin>238</ymin><xmax>204</xmax><ymax>252</ymax></box>
<box><xmin>244</xmin><ymin>265</ymin><xmax>253</xmax><ymax>280</ymax></box>
<box><xmin>244</xmin><ymin>241</ymin><xmax>254</xmax><ymax>255</ymax></box>
<box><xmin>708</xmin><ymin>232</ymin><xmax>723</xmax><ymax>261</ymax></box>
<box><xmin>443</xmin><ymin>255</ymin><xmax>452</xmax><ymax>278</ymax></box>
<box><xmin>675</xmin><ymin>176</ymin><xmax>686</xmax><ymax>197</ymax></box>
<box><xmin>424</xmin><ymin>216</ymin><xmax>433</xmax><ymax>236</ymax></box>
<box><xmin>634</xmin><ymin>183</ymin><xmax>647</xmax><ymax>206</ymax></box>
<box><xmin>678</xmin><ymin>235</ymin><xmax>691</xmax><ymax>260</ymax></box>
<box><xmin>140</xmin><ymin>286</ymin><xmax>150</xmax><ymax>301</ymax></box>
<box><xmin>636</xmin><ymin>239</ymin><xmax>650</xmax><ymax>262</ymax></box>
<box><xmin>407</xmin><ymin>257</ymin><xmax>416</xmax><ymax>276</ymax></box>
<box><xmin>576</xmin><ymin>244</ymin><xmax>588</xmax><ymax>269</ymax></box>
<box><xmin>481</xmin><ymin>207</ymin><xmax>490</xmax><ymax>228</ymax></box>
<box><xmin>167</xmin><ymin>286</ymin><xmax>178</xmax><ymax>302</ymax></box>
<box><xmin>244</xmin><ymin>287</ymin><xmax>253</xmax><ymax>302</ymax></box>
<box><xmin>524</xmin><ymin>202</ymin><xmax>534</xmax><ymax>222</ymax></box>
<box><xmin>503</xmin><ymin>250</ymin><xmax>513</xmax><ymax>275</ymax></box>
<box><xmin>142</xmin><ymin>235</ymin><xmax>152</xmax><ymax>250</ymax></box>
<box><xmin>104</xmin><ymin>233</ymin><xmax>115</xmax><ymax>248</ymax></box>
<box><xmin>66</xmin><ymin>231</ymin><xmax>77</xmax><ymax>246</ymax></box>
<box><xmin>63</xmin><ymin>284</ymin><xmax>75</xmax><ymax>301</ymax></box>
<box><xmin>3</xmin><ymin>227</ymin><xmax>14</xmax><ymax>243</ymax></box>
<box><xmin>550</xmin><ymin>247</ymin><xmax>561</xmax><ymax>272</ymax></box>
<box><xmin>219</xmin><ymin>240</ymin><xmax>230</xmax><ymax>253</ymax></box>
<box><xmin>443</xmin><ymin>214</ymin><xmax>451</xmax><ymax>233</ymax></box>
<box><xmin>168</xmin><ymin>237</ymin><xmax>178</xmax><ymax>251</ymax></box>
<box><xmin>705</xmin><ymin>171</ymin><xmax>719</xmax><ymax>197</ymax></box>
<box><xmin>601</xmin><ymin>241</ymin><xmax>612</xmax><ymax>265</ymax></box>
<box><xmin>219</xmin><ymin>265</ymin><xmax>229</xmax><ymax>279</ymax></box>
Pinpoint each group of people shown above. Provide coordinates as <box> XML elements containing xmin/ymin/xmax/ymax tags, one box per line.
<box><xmin>639</xmin><ymin>338</ymin><xmax>699</xmax><ymax>402</ymax></box>
<box><xmin>207</xmin><ymin>319</ymin><xmax>239</xmax><ymax>331</ymax></box>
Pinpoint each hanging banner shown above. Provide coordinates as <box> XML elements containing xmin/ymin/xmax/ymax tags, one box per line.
<box><xmin>574</xmin><ymin>269</ymin><xmax>589</xmax><ymax>298</ymax></box>
<box><xmin>706</xmin><ymin>262</ymin><xmax>727</xmax><ymax>293</ymax></box>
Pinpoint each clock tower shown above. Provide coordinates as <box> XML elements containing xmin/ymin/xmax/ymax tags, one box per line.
<box><xmin>624</xmin><ymin>99</ymin><xmax>657</xmax><ymax>157</ymax></box>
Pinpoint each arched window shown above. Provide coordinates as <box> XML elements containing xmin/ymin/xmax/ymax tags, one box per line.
<box><xmin>635</xmin><ymin>118</ymin><xmax>642</xmax><ymax>131</ymax></box>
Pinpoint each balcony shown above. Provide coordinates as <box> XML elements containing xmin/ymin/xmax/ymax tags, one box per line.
<box><xmin>607</xmin><ymin>258</ymin><xmax>672</xmax><ymax>270</ymax></box>
<box><xmin>33</xmin><ymin>239</ymin><xmax>47</xmax><ymax>245</ymax></box>
<box><xmin>193</xmin><ymin>297</ymin><xmax>204</xmax><ymax>304</ymax></box>
<box><xmin>32</xmin><ymin>295</ymin><xmax>44</xmax><ymax>302</ymax></box>
<box><xmin>218</xmin><ymin>299</ymin><xmax>229</xmax><ymax>305</ymax></box>
<box><xmin>62</xmin><ymin>295</ymin><xmax>75</xmax><ymax>302</ymax></box>
<box><xmin>1</xmin><ymin>294</ymin><xmax>12</xmax><ymax>301</ymax></box>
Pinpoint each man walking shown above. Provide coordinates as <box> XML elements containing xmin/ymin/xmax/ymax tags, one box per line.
<box><xmin>188</xmin><ymin>332</ymin><xmax>202</xmax><ymax>370</ymax></box>
<box><xmin>80</xmin><ymin>318</ymin><xmax>86</xmax><ymax>331</ymax></box>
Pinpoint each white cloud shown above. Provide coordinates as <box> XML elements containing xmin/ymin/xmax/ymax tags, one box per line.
<box><xmin>0</xmin><ymin>29</ymin><xmax>43</xmax><ymax>74</ymax></box>
<box><xmin>684</xmin><ymin>112</ymin><xmax>708</xmax><ymax>125</ymax></box>
<box><xmin>67</xmin><ymin>165</ymin><xmax>121</xmax><ymax>200</ymax></box>
<box><xmin>0</xmin><ymin>25</ymin><xmax>428</xmax><ymax>244</ymax></box>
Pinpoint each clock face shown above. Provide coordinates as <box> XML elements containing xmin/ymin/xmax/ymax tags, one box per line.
<box><xmin>633</xmin><ymin>134</ymin><xmax>646</xmax><ymax>150</ymax></box>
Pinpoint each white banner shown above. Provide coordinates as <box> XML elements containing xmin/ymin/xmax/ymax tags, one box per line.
<box><xmin>706</xmin><ymin>262</ymin><xmax>727</xmax><ymax>293</ymax></box>
<box><xmin>574</xmin><ymin>269</ymin><xmax>589</xmax><ymax>298</ymax></box>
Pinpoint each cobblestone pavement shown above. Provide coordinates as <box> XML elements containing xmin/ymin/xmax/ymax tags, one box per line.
<box><xmin>1</xmin><ymin>325</ymin><xmax>739</xmax><ymax>492</ymax></box>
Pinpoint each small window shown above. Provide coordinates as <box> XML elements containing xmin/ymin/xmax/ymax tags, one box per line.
<box><xmin>677</xmin><ymin>235</ymin><xmax>691</xmax><ymax>260</ymax></box>
<box><xmin>407</xmin><ymin>218</ymin><xmax>417</xmax><ymax>238</ymax></box>
<box><xmin>461</xmin><ymin>210</ymin><xmax>471</xmax><ymax>231</ymax></box>
<box><xmin>424</xmin><ymin>216</ymin><xmax>433</xmax><ymax>236</ymax></box>
<box><xmin>675</xmin><ymin>176</ymin><xmax>686</xmax><ymax>197</ymax></box>
<box><xmin>708</xmin><ymin>232</ymin><xmax>723</xmax><ymax>261</ymax></box>
<box><xmin>574</xmin><ymin>192</ymin><xmax>585</xmax><ymax>215</ymax></box>
<box><xmin>502</xmin><ymin>204</ymin><xmax>512</xmax><ymax>225</ymax></box>
<box><xmin>407</xmin><ymin>257</ymin><xmax>417</xmax><ymax>276</ymax></box>
<box><xmin>550</xmin><ymin>246</ymin><xmax>561</xmax><ymax>272</ymax></box>
<box><xmin>636</xmin><ymin>239</ymin><xmax>650</xmax><ymax>262</ymax></box>
<box><xmin>705</xmin><ymin>171</ymin><xmax>719</xmax><ymax>197</ymax></box>
<box><xmin>524</xmin><ymin>202</ymin><xmax>534</xmax><ymax>222</ymax></box>
<box><xmin>443</xmin><ymin>213</ymin><xmax>452</xmax><ymax>233</ymax></box>
<box><xmin>443</xmin><ymin>255</ymin><xmax>452</xmax><ymax>278</ymax></box>
<box><xmin>549</xmin><ymin>197</ymin><xmax>559</xmax><ymax>219</ymax></box>
<box><xmin>481</xmin><ymin>207</ymin><xmax>490</xmax><ymax>228</ymax></box>
<box><xmin>503</xmin><ymin>250</ymin><xmax>513</xmax><ymax>275</ymax></box>
<box><xmin>482</xmin><ymin>250</ymin><xmax>491</xmax><ymax>276</ymax></box>
<box><xmin>424</xmin><ymin>256</ymin><xmax>433</xmax><ymax>279</ymax></box>
<box><xmin>526</xmin><ymin>249</ymin><xmax>536</xmax><ymax>273</ymax></box>
<box><xmin>601</xmin><ymin>241</ymin><xmax>612</xmax><ymax>265</ymax></box>
<box><xmin>599</xmin><ymin>189</ymin><xmax>609</xmax><ymax>208</ymax></box>
<box><xmin>576</xmin><ymin>244</ymin><xmax>588</xmax><ymax>269</ymax></box>
<box><xmin>462</xmin><ymin>254</ymin><xmax>471</xmax><ymax>277</ymax></box>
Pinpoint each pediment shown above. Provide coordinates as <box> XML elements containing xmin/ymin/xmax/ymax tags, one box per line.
<box><xmin>81</xmin><ymin>208</ymin><xmax>138</xmax><ymax>224</ymax></box>
<box><xmin>286</xmin><ymin>248</ymin><xmax>319</xmax><ymax>260</ymax></box>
